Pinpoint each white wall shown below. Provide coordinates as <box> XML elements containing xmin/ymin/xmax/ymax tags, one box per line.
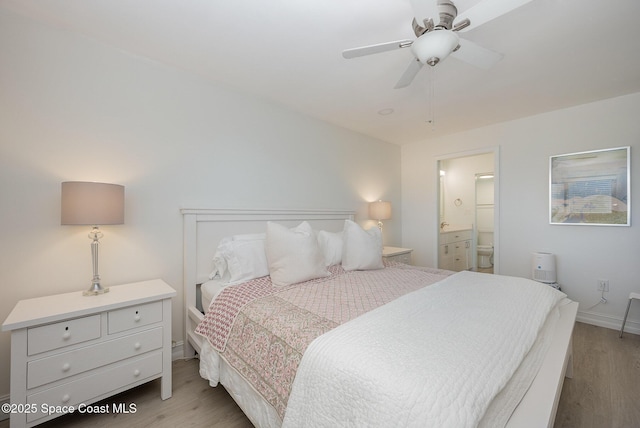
<box><xmin>0</xmin><ymin>9</ymin><xmax>401</xmax><ymax>397</ymax></box>
<box><xmin>403</xmin><ymin>92</ymin><xmax>640</xmax><ymax>333</ymax></box>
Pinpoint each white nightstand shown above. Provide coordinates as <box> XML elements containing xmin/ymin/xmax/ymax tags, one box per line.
<box><xmin>383</xmin><ymin>246</ymin><xmax>413</xmax><ymax>265</ymax></box>
<box><xmin>2</xmin><ymin>279</ymin><xmax>176</xmax><ymax>427</ymax></box>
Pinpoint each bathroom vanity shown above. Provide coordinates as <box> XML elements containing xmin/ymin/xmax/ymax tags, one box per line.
<box><xmin>439</xmin><ymin>227</ymin><xmax>472</xmax><ymax>271</ymax></box>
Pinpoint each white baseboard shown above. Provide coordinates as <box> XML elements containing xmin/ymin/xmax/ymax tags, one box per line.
<box><xmin>172</xmin><ymin>340</ymin><xmax>185</xmax><ymax>361</ymax></box>
<box><xmin>0</xmin><ymin>394</ymin><xmax>9</xmax><ymax>421</ymax></box>
<box><xmin>577</xmin><ymin>310</ymin><xmax>640</xmax><ymax>336</ymax></box>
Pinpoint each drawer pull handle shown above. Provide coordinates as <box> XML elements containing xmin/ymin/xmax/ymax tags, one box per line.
<box><xmin>133</xmin><ymin>369</ymin><xmax>141</xmax><ymax>377</ymax></box>
<box><xmin>134</xmin><ymin>314</ymin><xmax>141</xmax><ymax>322</ymax></box>
<box><xmin>62</xmin><ymin>363</ymin><xmax>71</xmax><ymax>372</ymax></box>
<box><xmin>62</xmin><ymin>331</ymin><xmax>71</xmax><ymax>340</ymax></box>
<box><xmin>134</xmin><ymin>342</ymin><xmax>141</xmax><ymax>350</ymax></box>
<box><xmin>61</xmin><ymin>394</ymin><xmax>70</xmax><ymax>403</ymax></box>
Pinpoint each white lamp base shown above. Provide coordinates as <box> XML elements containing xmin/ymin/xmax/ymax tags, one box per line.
<box><xmin>83</xmin><ymin>285</ymin><xmax>110</xmax><ymax>296</ymax></box>
<box><xmin>84</xmin><ymin>226</ymin><xmax>109</xmax><ymax>296</ymax></box>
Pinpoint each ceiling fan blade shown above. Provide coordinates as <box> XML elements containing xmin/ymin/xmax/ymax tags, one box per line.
<box><xmin>451</xmin><ymin>37</ymin><xmax>503</xmax><ymax>69</ymax></box>
<box><xmin>342</xmin><ymin>40</ymin><xmax>413</xmax><ymax>59</ymax></box>
<box><xmin>394</xmin><ymin>59</ymin><xmax>424</xmax><ymax>89</ymax></box>
<box><xmin>455</xmin><ymin>0</ymin><xmax>534</xmax><ymax>32</ymax></box>
<box><xmin>409</xmin><ymin>0</ymin><xmax>440</xmax><ymax>27</ymax></box>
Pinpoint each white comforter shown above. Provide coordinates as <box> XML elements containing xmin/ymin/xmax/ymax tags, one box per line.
<box><xmin>282</xmin><ymin>271</ymin><xmax>566</xmax><ymax>428</ymax></box>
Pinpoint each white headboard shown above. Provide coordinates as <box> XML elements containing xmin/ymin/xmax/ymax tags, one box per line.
<box><xmin>181</xmin><ymin>208</ymin><xmax>355</xmax><ymax>357</ymax></box>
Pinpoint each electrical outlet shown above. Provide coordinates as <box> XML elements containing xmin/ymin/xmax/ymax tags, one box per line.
<box><xmin>597</xmin><ymin>279</ymin><xmax>610</xmax><ymax>292</ymax></box>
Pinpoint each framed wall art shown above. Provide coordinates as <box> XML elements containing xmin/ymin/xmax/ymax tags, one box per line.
<box><xmin>550</xmin><ymin>146</ymin><xmax>630</xmax><ymax>226</ymax></box>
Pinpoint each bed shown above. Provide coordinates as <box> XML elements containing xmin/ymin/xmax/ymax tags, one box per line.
<box><xmin>182</xmin><ymin>208</ymin><xmax>578</xmax><ymax>428</ymax></box>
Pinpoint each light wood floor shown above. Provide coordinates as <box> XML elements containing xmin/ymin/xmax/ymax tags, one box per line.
<box><xmin>2</xmin><ymin>322</ymin><xmax>638</xmax><ymax>427</ymax></box>
<box><xmin>555</xmin><ymin>322</ymin><xmax>640</xmax><ymax>428</ymax></box>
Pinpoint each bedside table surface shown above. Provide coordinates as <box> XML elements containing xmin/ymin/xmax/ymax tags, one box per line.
<box><xmin>2</xmin><ymin>279</ymin><xmax>176</xmax><ymax>331</ymax></box>
<box><xmin>383</xmin><ymin>246</ymin><xmax>413</xmax><ymax>256</ymax></box>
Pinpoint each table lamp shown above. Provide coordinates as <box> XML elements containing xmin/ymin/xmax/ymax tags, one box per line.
<box><xmin>369</xmin><ymin>200</ymin><xmax>391</xmax><ymax>230</ymax></box>
<box><xmin>61</xmin><ymin>181</ymin><xmax>125</xmax><ymax>295</ymax></box>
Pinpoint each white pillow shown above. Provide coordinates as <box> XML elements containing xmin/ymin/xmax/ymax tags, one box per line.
<box><xmin>210</xmin><ymin>239</ymin><xmax>231</xmax><ymax>279</ymax></box>
<box><xmin>209</xmin><ymin>233</ymin><xmax>269</xmax><ymax>284</ymax></box>
<box><xmin>266</xmin><ymin>221</ymin><xmax>329</xmax><ymax>287</ymax></box>
<box><xmin>341</xmin><ymin>219</ymin><xmax>384</xmax><ymax>271</ymax></box>
<box><xmin>317</xmin><ymin>230</ymin><xmax>343</xmax><ymax>266</ymax></box>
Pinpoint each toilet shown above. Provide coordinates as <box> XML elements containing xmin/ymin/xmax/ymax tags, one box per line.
<box><xmin>477</xmin><ymin>230</ymin><xmax>494</xmax><ymax>268</ymax></box>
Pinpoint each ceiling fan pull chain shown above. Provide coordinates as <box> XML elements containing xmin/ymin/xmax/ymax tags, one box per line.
<box><xmin>428</xmin><ymin>67</ymin><xmax>436</xmax><ymax>130</ymax></box>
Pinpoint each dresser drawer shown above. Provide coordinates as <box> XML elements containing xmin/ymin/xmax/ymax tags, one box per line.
<box><xmin>27</xmin><ymin>315</ymin><xmax>101</xmax><ymax>356</ymax></box>
<box><xmin>27</xmin><ymin>351</ymin><xmax>163</xmax><ymax>423</ymax></box>
<box><xmin>28</xmin><ymin>327</ymin><xmax>163</xmax><ymax>389</ymax></box>
<box><xmin>108</xmin><ymin>301</ymin><xmax>163</xmax><ymax>334</ymax></box>
<box><xmin>440</xmin><ymin>230</ymin><xmax>472</xmax><ymax>244</ymax></box>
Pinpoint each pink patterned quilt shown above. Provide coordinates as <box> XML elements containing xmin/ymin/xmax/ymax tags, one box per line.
<box><xmin>195</xmin><ymin>262</ymin><xmax>452</xmax><ymax>419</ymax></box>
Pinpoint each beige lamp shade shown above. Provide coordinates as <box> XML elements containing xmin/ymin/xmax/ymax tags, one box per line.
<box><xmin>369</xmin><ymin>200</ymin><xmax>392</xmax><ymax>221</ymax></box>
<box><xmin>61</xmin><ymin>182</ymin><xmax>125</xmax><ymax>225</ymax></box>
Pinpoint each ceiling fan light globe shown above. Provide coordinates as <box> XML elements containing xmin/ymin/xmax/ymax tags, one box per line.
<box><xmin>411</xmin><ymin>30</ymin><xmax>459</xmax><ymax>66</ymax></box>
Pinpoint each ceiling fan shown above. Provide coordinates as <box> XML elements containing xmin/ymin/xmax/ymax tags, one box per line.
<box><xmin>342</xmin><ymin>0</ymin><xmax>534</xmax><ymax>88</ymax></box>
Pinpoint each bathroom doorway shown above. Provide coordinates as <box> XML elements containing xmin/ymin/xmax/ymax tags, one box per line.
<box><xmin>437</xmin><ymin>148</ymin><xmax>499</xmax><ymax>273</ymax></box>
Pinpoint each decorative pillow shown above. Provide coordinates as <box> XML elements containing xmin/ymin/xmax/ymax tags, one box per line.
<box><xmin>317</xmin><ymin>230</ymin><xmax>343</xmax><ymax>266</ymax></box>
<box><xmin>209</xmin><ymin>233</ymin><xmax>269</xmax><ymax>284</ymax></box>
<box><xmin>266</xmin><ymin>221</ymin><xmax>329</xmax><ymax>287</ymax></box>
<box><xmin>341</xmin><ymin>219</ymin><xmax>384</xmax><ymax>271</ymax></box>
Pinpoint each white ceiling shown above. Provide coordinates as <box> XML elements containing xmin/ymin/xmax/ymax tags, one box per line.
<box><xmin>3</xmin><ymin>0</ymin><xmax>640</xmax><ymax>145</ymax></box>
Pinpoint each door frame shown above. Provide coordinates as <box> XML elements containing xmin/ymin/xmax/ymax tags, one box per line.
<box><xmin>435</xmin><ymin>146</ymin><xmax>500</xmax><ymax>273</ymax></box>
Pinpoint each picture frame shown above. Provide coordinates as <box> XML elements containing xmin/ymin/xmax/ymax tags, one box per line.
<box><xmin>550</xmin><ymin>146</ymin><xmax>630</xmax><ymax>226</ymax></box>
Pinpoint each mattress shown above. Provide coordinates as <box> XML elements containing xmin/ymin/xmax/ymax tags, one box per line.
<box><xmin>200</xmin><ymin>279</ymin><xmax>230</xmax><ymax>313</ymax></box>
